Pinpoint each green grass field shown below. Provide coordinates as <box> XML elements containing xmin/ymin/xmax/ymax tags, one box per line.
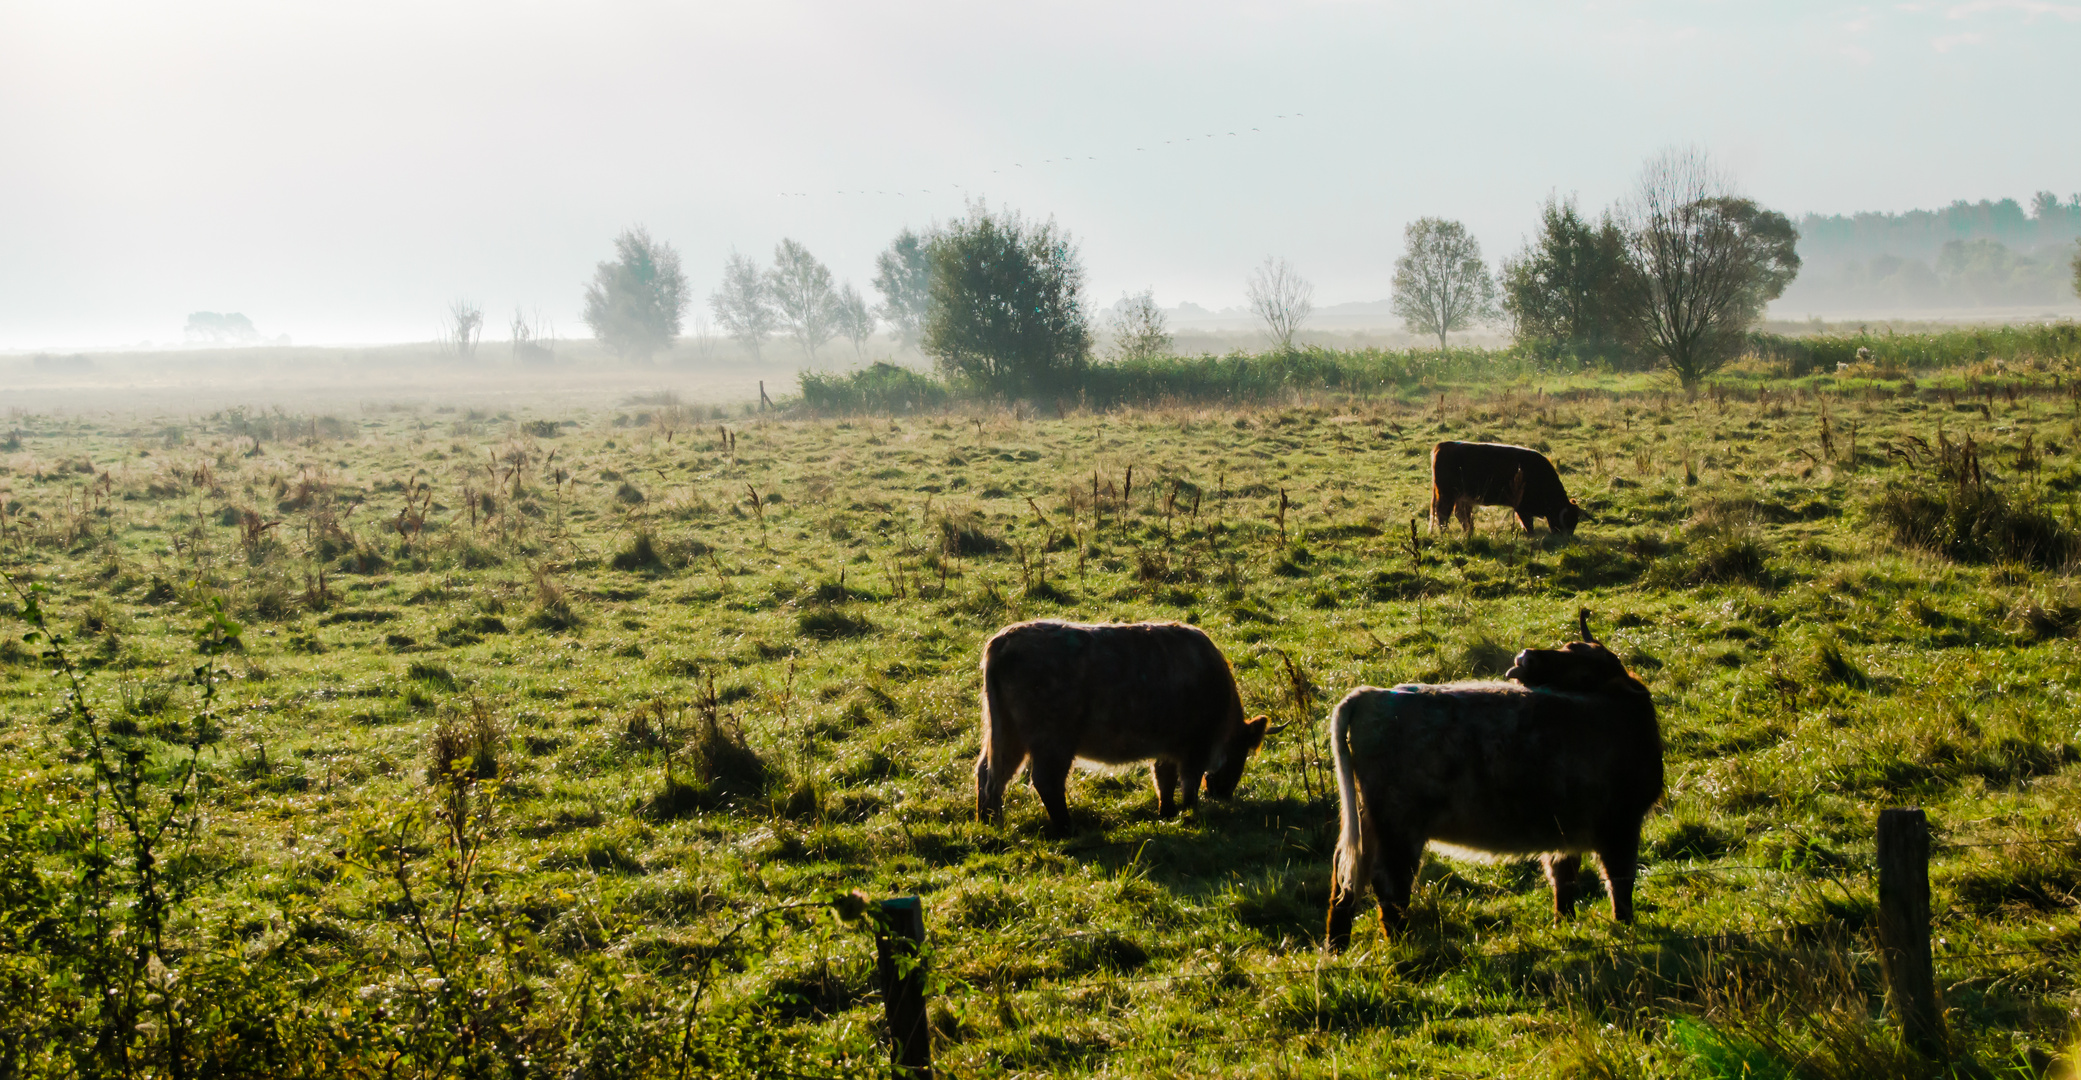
<box><xmin>4</xmin><ymin>366</ymin><xmax>2080</xmax><ymax>1076</ymax></box>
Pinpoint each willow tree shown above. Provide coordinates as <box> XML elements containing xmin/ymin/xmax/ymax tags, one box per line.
<box><xmin>581</xmin><ymin>227</ymin><xmax>688</xmax><ymax>360</ymax></box>
<box><xmin>1623</xmin><ymin>150</ymin><xmax>1800</xmax><ymax>390</ymax></box>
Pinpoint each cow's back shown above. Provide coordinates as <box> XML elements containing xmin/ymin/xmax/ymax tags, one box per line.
<box><xmin>1339</xmin><ymin>683</ymin><xmax>1659</xmax><ymax>854</ymax></box>
<box><xmin>984</xmin><ymin>620</ymin><xmax>1242</xmax><ymax>765</ymax></box>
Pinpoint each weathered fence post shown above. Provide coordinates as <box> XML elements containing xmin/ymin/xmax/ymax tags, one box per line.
<box><xmin>876</xmin><ymin>896</ymin><xmax>932</xmax><ymax>1078</ymax></box>
<box><xmin>1877</xmin><ymin>808</ymin><xmax>1945</xmax><ymax>1061</ymax></box>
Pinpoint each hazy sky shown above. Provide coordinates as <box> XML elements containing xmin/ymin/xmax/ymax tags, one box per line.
<box><xmin>3</xmin><ymin>0</ymin><xmax>2077</xmax><ymax>349</ymax></box>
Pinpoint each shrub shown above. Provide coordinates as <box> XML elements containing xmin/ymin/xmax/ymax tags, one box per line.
<box><xmin>798</xmin><ymin>362</ymin><xmax>951</xmax><ymax>415</ymax></box>
<box><xmin>611</xmin><ymin>530</ymin><xmax>667</xmax><ymax>571</ymax></box>
<box><xmin>428</xmin><ymin>700</ymin><xmax>503</xmax><ymax>783</ymax></box>
<box><xmin>1869</xmin><ymin>432</ymin><xmax>2078</xmax><ymax>568</ymax></box>
<box><xmin>797</xmin><ymin>608</ymin><xmax>873</xmax><ymax>640</ymax></box>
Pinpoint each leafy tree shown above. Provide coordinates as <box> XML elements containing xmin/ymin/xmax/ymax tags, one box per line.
<box><xmin>923</xmin><ymin>204</ymin><xmax>1090</xmax><ymax>396</ymax></box>
<box><xmin>182</xmin><ymin>312</ymin><xmax>259</xmax><ymax>344</ymax></box>
<box><xmin>835</xmin><ymin>282</ymin><xmax>874</xmax><ymax>358</ymax></box>
<box><xmin>581</xmin><ymin>226</ymin><xmax>689</xmax><ymax>360</ymax></box>
<box><xmin>710</xmin><ymin>250</ymin><xmax>777</xmax><ymax>360</ymax></box>
<box><xmin>1501</xmin><ymin>197</ymin><xmax>1636</xmax><ymax>364</ymax></box>
<box><xmin>1245</xmin><ymin>257</ymin><xmax>1313</xmax><ymax>351</ymax></box>
<box><xmin>872</xmin><ymin>228</ymin><xmax>934</xmax><ymax>351</ymax></box>
<box><xmin>1392</xmin><ymin>218</ymin><xmax>1499</xmax><ymax>349</ymax></box>
<box><xmin>767</xmin><ymin>239</ymin><xmax>841</xmax><ymax>359</ymax></box>
<box><xmin>1105</xmin><ymin>289</ymin><xmax>1172</xmax><ymax>362</ymax></box>
<box><xmin>2070</xmin><ymin>239</ymin><xmax>2080</xmax><ymax>300</ymax></box>
<box><xmin>1623</xmin><ymin>149</ymin><xmax>1800</xmax><ymax>390</ymax></box>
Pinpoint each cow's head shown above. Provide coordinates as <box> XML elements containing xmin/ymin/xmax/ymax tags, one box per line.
<box><xmin>1505</xmin><ymin>641</ymin><xmax>1630</xmax><ymax>691</ymax></box>
<box><xmin>1205</xmin><ymin>714</ymin><xmax>1271</xmax><ymax>798</ymax></box>
<box><xmin>1556</xmin><ymin>501</ymin><xmax>1588</xmax><ymax>534</ymax></box>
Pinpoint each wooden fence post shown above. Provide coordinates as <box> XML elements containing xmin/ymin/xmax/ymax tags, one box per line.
<box><xmin>876</xmin><ymin>896</ymin><xmax>932</xmax><ymax>1078</ymax></box>
<box><xmin>1877</xmin><ymin>808</ymin><xmax>1945</xmax><ymax>1061</ymax></box>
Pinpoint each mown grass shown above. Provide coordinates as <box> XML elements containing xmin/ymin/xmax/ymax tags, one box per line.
<box><xmin>4</xmin><ymin>373</ymin><xmax>2081</xmax><ymax>1076</ymax></box>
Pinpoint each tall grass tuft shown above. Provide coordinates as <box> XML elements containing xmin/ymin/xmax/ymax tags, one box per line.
<box><xmin>1870</xmin><ymin>431</ymin><xmax>2079</xmax><ymax>568</ymax></box>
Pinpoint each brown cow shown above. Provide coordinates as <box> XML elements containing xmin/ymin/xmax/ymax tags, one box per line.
<box><xmin>977</xmin><ymin>620</ymin><xmax>1270</xmax><ymax>835</ymax></box>
<box><xmin>1430</xmin><ymin>440</ymin><xmax>1586</xmax><ymax>536</ymax></box>
<box><xmin>1324</xmin><ymin>618</ymin><xmax>1661</xmax><ymax>949</ymax></box>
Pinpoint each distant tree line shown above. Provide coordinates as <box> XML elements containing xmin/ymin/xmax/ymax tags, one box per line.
<box><xmin>577</xmin><ymin>151</ymin><xmax>2081</xmax><ymax>398</ymax></box>
<box><xmin>1777</xmin><ymin>192</ymin><xmax>2081</xmax><ymax>312</ymax></box>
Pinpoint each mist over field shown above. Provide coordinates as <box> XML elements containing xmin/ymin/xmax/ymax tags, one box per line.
<box><xmin>11</xmin><ymin>5</ymin><xmax>2081</xmax><ymax>1079</ymax></box>
<box><xmin>5</xmin><ymin>1</ymin><xmax>2080</xmax><ymax>360</ymax></box>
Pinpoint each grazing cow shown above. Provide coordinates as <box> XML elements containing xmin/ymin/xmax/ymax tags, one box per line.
<box><xmin>977</xmin><ymin>620</ymin><xmax>1270</xmax><ymax>835</ymax></box>
<box><xmin>1430</xmin><ymin>441</ymin><xmax>1587</xmax><ymax>536</ymax></box>
<box><xmin>1324</xmin><ymin>616</ymin><xmax>1661</xmax><ymax>949</ymax></box>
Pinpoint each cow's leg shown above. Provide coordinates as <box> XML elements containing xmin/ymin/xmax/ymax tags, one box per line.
<box><xmin>1028</xmin><ymin>752</ymin><xmax>1076</xmax><ymax>836</ymax></box>
<box><xmin>1176</xmin><ymin>753</ymin><xmax>1208</xmax><ymax>812</ymax></box>
<box><xmin>1151</xmin><ymin>760</ymin><xmax>1179</xmax><ymax>819</ymax></box>
<box><xmin>1375</xmin><ymin>832</ymin><xmax>1425</xmax><ymax>935</ymax></box>
<box><xmin>1595</xmin><ymin>825</ymin><xmax>1644</xmax><ymax>924</ymax></box>
<box><xmin>1326</xmin><ymin>825</ymin><xmax>1376</xmax><ymax>952</ymax></box>
<box><xmin>1429</xmin><ymin>490</ymin><xmax>1447</xmax><ymax>534</ymax></box>
<box><xmin>976</xmin><ymin>729</ymin><xmax>1025</xmax><ymax>825</ymax></box>
<box><xmin>1514</xmin><ymin>508</ymin><xmax>1537</xmax><ymax>534</ymax></box>
<box><xmin>1455</xmin><ymin>498</ymin><xmax>1476</xmax><ymax>537</ymax></box>
<box><xmin>1543</xmin><ymin>853</ymin><xmax>1584</xmax><ymax>918</ymax></box>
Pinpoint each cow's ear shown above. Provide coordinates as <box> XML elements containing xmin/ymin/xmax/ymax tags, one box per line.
<box><xmin>1244</xmin><ymin>714</ymin><xmax>1271</xmax><ymax>749</ymax></box>
<box><xmin>1503</xmin><ymin>649</ymin><xmax>1534</xmax><ymax>682</ymax></box>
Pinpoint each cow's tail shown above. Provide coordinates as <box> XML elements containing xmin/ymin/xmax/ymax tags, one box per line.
<box><xmin>976</xmin><ymin>634</ymin><xmax>1024</xmax><ymax>824</ymax></box>
<box><xmin>1325</xmin><ymin>692</ymin><xmax>1368</xmax><ymax>949</ymax></box>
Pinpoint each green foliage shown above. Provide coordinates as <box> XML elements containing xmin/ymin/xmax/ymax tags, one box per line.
<box><xmin>1628</xmin><ymin>152</ymin><xmax>1802</xmax><ymax>389</ymax></box>
<box><xmin>9</xmin><ymin>370</ymin><xmax>2081</xmax><ymax>1076</ymax></box>
<box><xmin>1503</xmin><ymin>196</ymin><xmax>1638</xmax><ymax>367</ymax></box>
<box><xmin>798</xmin><ymin>362</ymin><xmax>951</xmax><ymax>415</ymax></box>
<box><xmin>583</xmin><ymin>226</ymin><xmax>691</xmax><ymax>360</ymax></box>
<box><xmin>767</xmin><ymin>238</ymin><xmax>841</xmax><ymax>358</ymax></box>
<box><xmin>1392</xmin><ymin>216</ymin><xmax>1501</xmax><ymax>349</ymax></box>
<box><xmin>872</xmin><ymin>227</ymin><xmax>934</xmax><ymax>351</ymax></box>
<box><xmin>711</xmin><ymin>249</ymin><xmax>778</xmax><ymax>361</ymax></box>
<box><xmin>1868</xmin><ymin>431</ymin><xmax>2078</xmax><ymax>568</ymax></box>
<box><xmin>923</xmin><ymin>203</ymin><xmax>1090</xmax><ymax>396</ymax></box>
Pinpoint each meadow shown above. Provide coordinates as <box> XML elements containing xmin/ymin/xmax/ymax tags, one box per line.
<box><xmin>4</xmin><ymin>344</ymin><xmax>2081</xmax><ymax>1077</ymax></box>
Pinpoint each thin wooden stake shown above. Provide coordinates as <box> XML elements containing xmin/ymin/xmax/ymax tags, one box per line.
<box><xmin>1878</xmin><ymin>808</ymin><xmax>1945</xmax><ymax>1061</ymax></box>
<box><xmin>876</xmin><ymin>896</ymin><xmax>932</xmax><ymax>1077</ymax></box>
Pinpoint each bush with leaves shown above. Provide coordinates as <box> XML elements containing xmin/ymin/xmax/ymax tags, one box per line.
<box><xmin>923</xmin><ymin>203</ymin><xmax>1090</xmax><ymax>397</ymax></box>
<box><xmin>582</xmin><ymin>226</ymin><xmax>691</xmax><ymax>360</ymax></box>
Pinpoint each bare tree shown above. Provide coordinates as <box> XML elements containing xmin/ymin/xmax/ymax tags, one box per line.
<box><xmin>1246</xmin><ymin>256</ymin><xmax>1314</xmax><ymax>351</ymax></box>
<box><xmin>766</xmin><ymin>238</ymin><xmax>841</xmax><ymax>359</ymax></box>
<box><xmin>1105</xmin><ymin>288</ymin><xmax>1172</xmax><ymax>362</ymax></box>
<box><xmin>447</xmin><ymin>299</ymin><xmax>484</xmax><ymax>358</ymax></box>
<box><xmin>1391</xmin><ymin>218</ymin><xmax>1499</xmax><ymax>350</ymax></box>
<box><xmin>689</xmin><ymin>313</ymin><xmax>718</xmax><ymax>361</ymax></box>
<box><xmin>509</xmin><ymin>308</ymin><xmax>555</xmax><ymax>364</ymax></box>
<box><xmin>710</xmin><ymin>250</ymin><xmax>776</xmax><ymax>360</ymax></box>
<box><xmin>835</xmin><ymin>282</ymin><xmax>875</xmax><ymax>358</ymax></box>
<box><xmin>1622</xmin><ymin>148</ymin><xmax>1800</xmax><ymax>389</ymax></box>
